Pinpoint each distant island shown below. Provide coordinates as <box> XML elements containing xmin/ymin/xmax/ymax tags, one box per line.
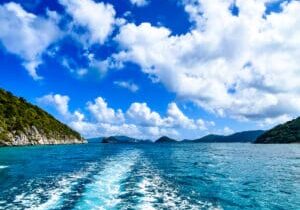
<box><xmin>155</xmin><ymin>136</ymin><xmax>177</xmax><ymax>143</ymax></box>
<box><xmin>0</xmin><ymin>89</ymin><xmax>85</xmax><ymax>146</ymax></box>
<box><xmin>191</xmin><ymin>130</ymin><xmax>265</xmax><ymax>143</ymax></box>
<box><xmin>100</xmin><ymin>136</ymin><xmax>151</xmax><ymax>143</ymax></box>
<box><xmin>97</xmin><ymin>131</ymin><xmax>264</xmax><ymax>144</ymax></box>
<box><xmin>255</xmin><ymin>117</ymin><xmax>300</xmax><ymax>144</ymax></box>
<box><xmin>87</xmin><ymin>117</ymin><xmax>300</xmax><ymax>145</ymax></box>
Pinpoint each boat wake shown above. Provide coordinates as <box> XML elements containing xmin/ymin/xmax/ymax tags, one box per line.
<box><xmin>7</xmin><ymin>163</ymin><xmax>98</xmax><ymax>210</ymax></box>
<box><xmin>125</xmin><ymin>160</ymin><xmax>222</xmax><ymax>210</ymax></box>
<box><xmin>0</xmin><ymin>165</ymin><xmax>8</xmax><ymax>169</ymax></box>
<box><xmin>74</xmin><ymin>149</ymin><xmax>140</xmax><ymax>209</ymax></box>
<box><xmin>0</xmin><ymin>149</ymin><xmax>222</xmax><ymax>210</ymax></box>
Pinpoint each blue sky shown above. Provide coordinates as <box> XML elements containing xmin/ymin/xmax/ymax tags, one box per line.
<box><xmin>0</xmin><ymin>0</ymin><xmax>299</xmax><ymax>139</ymax></box>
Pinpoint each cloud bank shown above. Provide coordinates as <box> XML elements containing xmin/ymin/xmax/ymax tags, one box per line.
<box><xmin>1</xmin><ymin>0</ymin><xmax>300</xmax><ymax>136</ymax></box>
<box><xmin>113</xmin><ymin>0</ymin><xmax>300</xmax><ymax>125</ymax></box>
<box><xmin>37</xmin><ymin>94</ymin><xmax>216</xmax><ymax>139</ymax></box>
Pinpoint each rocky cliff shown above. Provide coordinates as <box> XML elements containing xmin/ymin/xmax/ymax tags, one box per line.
<box><xmin>0</xmin><ymin>88</ymin><xmax>85</xmax><ymax>146</ymax></box>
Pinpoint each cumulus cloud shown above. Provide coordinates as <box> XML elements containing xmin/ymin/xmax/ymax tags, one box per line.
<box><xmin>59</xmin><ymin>0</ymin><xmax>116</xmax><ymax>45</ymax></box>
<box><xmin>38</xmin><ymin>94</ymin><xmax>213</xmax><ymax>139</ymax></box>
<box><xmin>126</xmin><ymin>102</ymin><xmax>210</xmax><ymax>130</ymax></box>
<box><xmin>0</xmin><ymin>2</ymin><xmax>60</xmax><ymax>79</ymax></box>
<box><xmin>114</xmin><ymin>81</ymin><xmax>139</xmax><ymax>92</ymax></box>
<box><xmin>87</xmin><ymin>97</ymin><xmax>125</xmax><ymax>124</ymax></box>
<box><xmin>126</xmin><ymin>102</ymin><xmax>163</xmax><ymax>126</ymax></box>
<box><xmin>37</xmin><ymin>94</ymin><xmax>71</xmax><ymax>118</ymax></box>
<box><xmin>222</xmin><ymin>126</ymin><xmax>234</xmax><ymax>135</ymax></box>
<box><xmin>129</xmin><ymin>0</ymin><xmax>149</xmax><ymax>7</ymax></box>
<box><xmin>70</xmin><ymin>99</ymin><xmax>186</xmax><ymax>139</ymax></box>
<box><xmin>165</xmin><ymin>103</ymin><xmax>197</xmax><ymax>129</ymax></box>
<box><xmin>113</xmin><ymin>0</ymin><xmax>300</xmax><ymax>127</ymax></box>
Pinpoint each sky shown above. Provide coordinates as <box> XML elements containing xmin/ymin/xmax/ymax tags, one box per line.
<box><xmin>0</xmin><ymin>0</ymin><xmax>299</xmax><ymax>140</ymax></box>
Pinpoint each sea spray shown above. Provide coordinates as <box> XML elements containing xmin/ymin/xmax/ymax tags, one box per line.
<box><xmin>132</xmin><ymin>160</ymin><xmax>222</xmax><ymax>210</ymax></box>
<box><xmin>74</xmin><ymin>149</ymin><xmax>141</xmax><ymax>209</ymax></box>
<box><xmin>8</xmin><ymin>163</ymin><xmax>98</xmax><ymax>210</ymax></box>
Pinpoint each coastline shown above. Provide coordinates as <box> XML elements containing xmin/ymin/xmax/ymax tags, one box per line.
<box><xmin>0</xmin><ymin>138</ymin><xmax>86</xmax><ymax>147</ymax></box>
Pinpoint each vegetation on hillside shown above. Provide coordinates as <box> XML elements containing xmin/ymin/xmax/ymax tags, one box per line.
<box><xmin>193</xmin><ymin>130</ymin><xmax>265</xmax><ymax>143</ymax></box>
<box><xmin>155</xmin><ymin>136</ymin><xmax>177</xmax><ymax>143</ymax></box>
<box><xmin>255</xmin><ymin>118</ymin><xmax>300</xmax><ymax>143</ymax></box>
<box><xmin>0</xmin><ymin>88</ymin><xmax>82</xmax><ymax>142</ymax></box>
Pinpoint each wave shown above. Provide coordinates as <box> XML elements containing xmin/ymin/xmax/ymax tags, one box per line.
<box><xmin>0</xmin><ymin>150</ymin><xmax>222</xmax><ymax>210</ymax></box>
<box><xmin>0</xmin><ymin>165</ymin><xmax>8</xmax><ymax>169</ymax></box>
<box><xmin>74</xmin><ymin>150</ymin><xmax>140</xmax><ymax>209</ymax></box>
<box><xmin>134</xmin><ymin>161</ymin><xmax>223</xmax><ymax>210</ymax></box>
<box><xmin>5</xmin><ymin>163</ymin><xmax>98</xmax><ymax>210</ymax></box>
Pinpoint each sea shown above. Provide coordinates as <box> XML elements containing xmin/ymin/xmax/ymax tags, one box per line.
<box><xmin>0</xmin><ymin>143</ymin><xmax>299</xmax><ymax>210</ymax></box>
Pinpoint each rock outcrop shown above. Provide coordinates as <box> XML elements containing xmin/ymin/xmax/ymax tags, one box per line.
<box><xmin>0</xmin><ymin>88</ymin><xmax>85</xmax><ymax>146</ymax></box>
<box><xmin>0</xmin><ymin>126</ymin><xmax>84</xmax><ymax>146</ymax></box>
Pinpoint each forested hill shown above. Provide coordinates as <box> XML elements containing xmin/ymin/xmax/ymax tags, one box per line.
<box><xmin>0</xmin><ymin>88</ymin><xmax>84</xmax><ymax>146</ymax></box>
<box><xmin>255</xmin><ymin>117</ymin><xmax>300</xmax><ymax>144</ymax></box>
<box><xmin>192</xmin><ymin>130</ymin><xmax>265</xmax><ymax>143</ymax></box>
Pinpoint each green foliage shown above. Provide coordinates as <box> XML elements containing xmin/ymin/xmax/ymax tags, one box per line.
<box><xmin>194</xmin><ymin>130</ymin><xmax>265</xmax><ymax>143</ymax></box>
<box><xmin>255</xmin><ymin>117</ymin><xmax>300</xmax><ymax>143</ymax></box>
<box><xmin>0</xmin><ymin>88</ymin><xmax>82</xmax><ymax>143</ymax></box>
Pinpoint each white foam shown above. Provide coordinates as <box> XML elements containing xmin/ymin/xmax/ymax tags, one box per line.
<box><xmin>0</xmin><ymin>165</ymin><xmax>8</xmax><ymax>169</ymax></box>
<box><xmin>74</xmin><ymin>150</ymin><xmax>140</xmax><ymax>210</ymax></box>
<box><xmin>136</xmin><ymin>162</ymin><xmax>223</xmax><ymax>210</ymax></box>
<box><xmin>9</xmin><ymin>163</ymin><xmax>98</xmax><ymax>210</ymax></box>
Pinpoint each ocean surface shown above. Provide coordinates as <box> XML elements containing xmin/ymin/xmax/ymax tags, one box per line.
<box><xmin>0</xmin><ymin>143</ymin><xmax>299</xmax><ymax>210</ymax></box>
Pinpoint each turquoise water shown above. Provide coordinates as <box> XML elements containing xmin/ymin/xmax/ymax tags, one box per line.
<box><xmin>0</xmin><ymin>143</ymin><xmax>299</xmax><ymax>210</ymax></box>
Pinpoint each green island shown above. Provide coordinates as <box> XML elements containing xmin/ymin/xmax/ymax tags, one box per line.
<box><xmin>0</xmin><ymin>88</ymin><xmax>84</xmax><ymax>146</ymax></box>
<box><xmin>255</xmin><ymin>117</ymin><xmax>300</xmax><ymax>144</ymax></box>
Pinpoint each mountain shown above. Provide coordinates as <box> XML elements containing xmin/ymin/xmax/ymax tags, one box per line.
<box><xmin>0</xmin><ymin>88</ymin><xmax>85</xmax><ymax>146</ymax></box>
<box><xmin>101</xmin><ymin>136</ymin><xmax>151</xmax><ymax>143</ymax></box>
<box><xmin>192</xmin><ymin>130</ymin><xmax>265</xmax><ymax>143</ymax></box>
<box><xmin>155</xmin><ymin>136</ymin><xmax>177</xmax><ymax>143</ymax></box>
<box><xmin>255</xmin><ymin>117</ymin><xmax>300</xmax><ymax>144</ymax></box>
<box><xmin>102</xmin><ymin>136</ymin><xmax>119</xmax><ymax>143</ymax></box>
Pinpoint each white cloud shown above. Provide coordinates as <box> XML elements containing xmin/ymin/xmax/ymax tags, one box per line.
<box><xmin>130</xmin><ymin>0</ymin><xmax>149</xmax><ymax>7</ymax></box>
<box><xmin>87</xmin><ymin>97</ymin><xmax>125</xmax><ymax>124</ymax></box>
<box><xmin>114</xmin><ymin>81</ymin><xmax>139</xmax><ymax>92</ymax></box>
<box><xmin>126</xmin><ymin>102</ymin><xmax>163</xmax><ymax>126</ymax></box>
<box><xmin>113</xmin><ymin>0</ymin><xmax>300</xmax><ymax>126</ymax></box>
<box><xmin>222</xmin><ymin>126</ymin><xmax>234</xmax><ymax>135</ymax></box>
<box><xmin>0</xmin><ymin>2</ymin><xmax>60</xmax><ymax>79</ymax></box>
<box><xmin>37</xmin><ymin>94</ymin><xmax>71</xmax><ymax>118</ymax></box>
<box><xmin>38</xmin><ymin>94</ymin><xmax>213</xmax><ymax>139</ymax></box>
<box><xmin>258</xmin><ymin>114</ymin><xmax>292</xmax><ymax>128</ymax></box>
<box><xmin>59</xmin><ymin>0</ymin><xmax>116</xmax><ymax>45</ymax></box>
<box><xmin>165</xmin><ymin>103</ymin><xmax>197</xmax><ymax>129</ymax></box>
<box><xmin>126</xmin><ymin>101</ymin><xmax>213</xmax><ymax>132</ymax></box>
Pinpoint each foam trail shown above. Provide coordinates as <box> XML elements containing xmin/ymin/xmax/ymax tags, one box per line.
<box><xmin>74</xmin><ymin>150</ymin><xmax>140</xmax><ymax>210</ymax></box>
<box><xmin>0</xmin><ymin>165</ymin><xmax>8</xmax><ymax>169</ymax></box>
<box><xmin>136</xmin><ymin>162</ymin><xmax>223</xmax><ymax>210</ymax></box>
<box><xmin>10</xmin><ymin>163</ymin><xmax>97</xmax><ymax>210</ymax></box>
